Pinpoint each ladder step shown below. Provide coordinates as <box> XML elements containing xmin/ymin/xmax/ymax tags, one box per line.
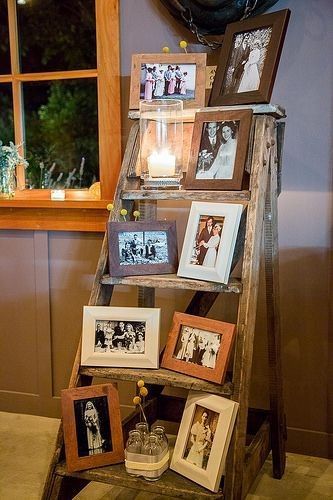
<box><xmin>101</xmin><ymin>274</ymin><xmax>242</xmax><ymax>294</ymax></box>
<box><xmin>121</xmin><ymin>189</ymin><xmax>250</xmax><ymax>202</ymax></box>
<box><xmin>55</xmin><ymin>461</ymin><xmax>224</xmax><ymax>499</ymax></box>
<box><xmin>79</xmin><ymin>367</ymin><xmax>233</xmax><ymax>396</ymax></box>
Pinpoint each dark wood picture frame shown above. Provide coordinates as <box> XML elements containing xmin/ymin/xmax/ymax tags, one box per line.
<box><xmin>61</xmin><ymin>383</ymin><xmax>124</xmax><ymax>472</ymax></box>
<box><xmin>161</xmin><ymin>312</ymin><xmax>236</xmax><ymax>384</ymax></box>
<box><xmin>108</xmin><ymin>220</ymin><xmax>178</xmax><ymax>277</ymax></box>
<box><xmin>184</xmin><ymin>109</ymin><xmax>253</xmax><ymax>190</ymax></box>
<box><xmin>209</xmin><ymin>9</ymin><xmax>290</xmax><ymax>106</ymax></box>
<box><xmin>129</xmin><ymin>53</ymin><xmax>207</xmax><ymax>109</ymax></box>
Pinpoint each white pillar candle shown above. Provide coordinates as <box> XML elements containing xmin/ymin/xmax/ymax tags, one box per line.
<box><xmin>147</xmin><ymin>151</ymin><xmax>176</xmax><ymax>177</ymax></box>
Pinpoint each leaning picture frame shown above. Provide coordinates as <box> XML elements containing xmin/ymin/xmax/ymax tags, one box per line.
<box><xmin>209</xmin><ymin>9</ymin><xmax>290</xmax><ymax>106</ymax></box>
<box><xmin>108</xmin><ymin>220</ymin><xmax>178</xmax><ymax>277</ymax></box>
<box><xmin>177</xmin><ymin>202</ymin><xmax>243</xmax><ymax>284</ymax></box>
<box><xmin>61</xmin><ymin>383</ymin><xmax>124</xmax><ymax>472</ymax></box>
<box><xmin>161</xmin><ymin>312</ymin><xmax>236</xmax><ymax>384</ymax></box>
<box><xmin>81</xmin><ymin>306</ymin><xmax>160</xmax><ymax>369</ymax></box>
<box><xmin>129</xmin><ymin>53</ymin><xmax>207</xmax><ymax>109</ymax></box>
<box><xmin>184</xmin><ymin>109</ymin><xmax>253</xmax><ymax>190</ymax></box>
<box><xmin>170</xmin><ymin>391</ymin><xmax>239</xmax><ymax>492</ymax></box>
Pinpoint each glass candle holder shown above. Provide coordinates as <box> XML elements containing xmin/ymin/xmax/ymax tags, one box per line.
<box><xmin>139</xmin><ymin>99</ymin><xmax>183</xmax><ymax>189</ymax></box>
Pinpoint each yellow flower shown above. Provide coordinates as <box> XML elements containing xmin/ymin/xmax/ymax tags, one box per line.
<box><xmin>137</xmin><ymin>379</ymin><xmax>145</xmax><ymax>388</ymax></box>
<box><xmin>133</xmin><ymin>396</ymin><xmax>142</xmax><ymax>405</ymax></box>
<box><xmin>179</xmin><ymin>40</ymin><xmax>188</xmax><ymax>52</ymax></box>
<box><xmin>162</xmin><ymin>46</ymin><xmax>170</xmax><ymax>53</ymax></box>
<box><xmin>139</xmin><ymin>387</ymin><xmax>148</xmax><ymax>397</ymax></box>
<box><xmin>106</xmin><ymin>203</ymin><xmax>114</xmax><ymax>211</ymax></box>
<box><xmin>133</xmin><ymin>210</ymin><xmax>140</xmax><ymax>221</ymax></box>
<box><xmin>120</xmin><ymin>208</ymin><xmax>128</xmax><ymax>216</ymax></box>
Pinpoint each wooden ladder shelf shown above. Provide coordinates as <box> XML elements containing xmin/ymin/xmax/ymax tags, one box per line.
<box><xmin>43</xmin><ymin>105</ymin><xmax>286</xmax><ymax>500</ymax></box>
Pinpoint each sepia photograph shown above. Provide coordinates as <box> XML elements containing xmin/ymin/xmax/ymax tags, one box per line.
<box><xmin>129</xmin><ymin>53</ymin><xmax>206</xmax><ymax>109</ymax></box>
<box><xmin>184</xmin><ymin>109</ymin><xmax>252</xmax><ymax>191</ymax></box>
<box><xmin>81</xmin><ymin>306</ymin><xmax>160</xmax><ymax>369</ymax></box>
<box><xmin>61</xmin><ymin>384</ymin><xmax>124</xmax><ymax>472</ymax></box>
<box><xmin>161</xmin><ymin>312</ymin><xmax>236</xmax><ymax>384</ymax></box>
<box><xmin>94</xmin><ymin>319</ymin><xmax>146</xmax><ymax>354</ymax></box>
<box><xmin>190</xmin><ymin>214</ymin><xmax>225</xmax><ymax>268</ymax></box>
<box><xmin>183</xmin><ymin>404</ymin><xmax>219</xmax><ymax>471</ymax></box>
<box><xmin>171</xmin><ymin>391</ymin><xmax>239</xmax><ymax>492</ymax></box>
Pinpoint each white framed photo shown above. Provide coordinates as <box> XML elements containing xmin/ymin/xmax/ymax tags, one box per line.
<box><xmin>170</xmin><ymin>391</ymin><xmax>239</xmax><ymax>492</ymax></box>
<box><xmin>177</xmin><ymin>202</ymin><xmax>243</xmax><ymax>284</ymax></box>
<box><xmin>81</xmin><ymin>306</ymin><xmax>160</xmax><ymax>369</ymax></box>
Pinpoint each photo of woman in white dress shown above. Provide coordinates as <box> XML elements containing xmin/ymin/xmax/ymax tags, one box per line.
<box><xmin>237</xmin><ymin>39</ymin><xmax>262</xmax><ymax>93</ymax></box>
<box><xmin>84</xmin><ymin>401</ymin><xmax>104</xmax><ymax>455</ymax></box>
<box><xmin>196</xmin><ymin>121</ymin><xmax>238</xmax><ymax>180</ymax></box>
<box><xmin>198</xmin><ymin>224</ymin><xmax>222</xmax><ymax>268</ymax></box>
<box><xmin>184</xmin><ymin>405</ymin><xmax>219</xmax><ymax>470</ymax></box>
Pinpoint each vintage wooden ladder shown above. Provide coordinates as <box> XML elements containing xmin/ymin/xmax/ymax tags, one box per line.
<box><xmin>43</xmin><ymin>104</ymin><xmax>286</xmax><ymax>500</ymax></box>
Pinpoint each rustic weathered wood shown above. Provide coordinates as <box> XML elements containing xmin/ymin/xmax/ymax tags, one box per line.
<box><xmin>79</xmin><ymin>366</ymin><xmax>233</xmax><ymax>396</ymax></box>
<box><xmin>224</xmin><ymin>115</ymin><xmax>274</xmax><ymax>500</ymax></box>
<box><xmin>101</xmin><ymin>274</ymin><xmax>242</xmax><ymax>293</ymax></box>
<box><xmin>264</xmin><ymin>137</ymin><xmax>286</xmax><ymax>479</ymax></box>
<box><xmin>43</xmin><ymin>107</ymin><xmax>285</xmax><ymax>500</ymax></box>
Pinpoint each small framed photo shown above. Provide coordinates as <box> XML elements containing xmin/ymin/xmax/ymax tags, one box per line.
<box><xmin>184</xmin><ymin>109</ymin><xmax>253</xmax><ymax>190</ymax></box>
<box><xmin>161</xmin><ymin>312</ymin><xmax>236</xmax><ymax>384</ymax></box>
<box><xmin>209</xmin><ymin>9</ymin><xmax>290</xmax><ymax>106</ymax></box>
<box><xmin>171</xmin><ymin>391</ymin><xmax>239</xmax><ymax>492</ymax></box>
<box><xmin>177</xmin><ymin>202</ymin><xmax>243</xmax><ymax>284</ymax></box>
<box><xmin>129</xmin><ymin>53</ymin><xmax>207</xmax><ymax>109</ymax></box>
<box><xmin>81</xmin><ymin>306</ymin><xmax>160</xmax><ymax>369</ymax></box>
<box><xmin>108</xmin><ymin>220</ymin><xmax>178</xmax><ymax>277</ymax></box>
<box><xmin>61</xmin><ymin>383</ymin><xmax>124</xmax><ymax>472</ymax></box>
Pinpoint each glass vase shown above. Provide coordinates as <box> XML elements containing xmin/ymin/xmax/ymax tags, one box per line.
<box><xmin>0</xmin><ymin>165</ymin><xmax>16</xmax><ymax>199</ymax></box>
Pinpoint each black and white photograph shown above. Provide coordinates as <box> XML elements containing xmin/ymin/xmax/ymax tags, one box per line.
<box><xmin>173</xmin><ymin>325</ymin><xmax>221</xmax><ymax>369</ymax></box>
<box><xmin>195</xmin><ymin>120</ymin><xmax>240</xmax><ymax>180</ymax></box>
<box><xmin>73</xmin><ymin>395</ymin><xmax>112</xmax><ymax>458</ymax></box>
<box><xmin>223</xmin><ymin>27</ymin><xmax>273</xmax><ymax>95</ymax></box>
<box><xmin>190</xmin><ymin>215</ymin><xmax>225</xmax><ymax>268</ymax></box>
<box><xmin>118</xmin><ymin>230</ymin><xmax>169</xmax><ymax>266</ymax></box>
<box><xmin>140</xmin><ymin>62</ymin><xmax>196</xmax><ymax>101</ymax></box>
<box><xmin>94</xmin><ymin>319</ymin><xmax>146</xmax><ymax>354</ymax></box>
<box><xmin>183</xmin><ymin>404</ymin><xmax>219</xmax><ymax>471</ymax></box>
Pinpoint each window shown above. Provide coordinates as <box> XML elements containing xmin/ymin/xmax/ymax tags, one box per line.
<box><xmin>0</xmin><ymin>0</ymin><xmax>120</xmax><ymax>200</ymax></box>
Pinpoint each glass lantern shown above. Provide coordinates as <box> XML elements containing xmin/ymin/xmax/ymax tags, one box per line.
<box><xmin>139</xmin><ymin>99</ymin><xmax>183</xmax><ymax>189</ymax></box>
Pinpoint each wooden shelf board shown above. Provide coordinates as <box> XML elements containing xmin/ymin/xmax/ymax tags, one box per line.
<box><xmin>79</xmin><ymin>366</ymin><xmax>233</xmax><ymax>396</ymax></box>
<box><xmin>101</xmin><ymin>274</ymin><xmax>242</xmax><ymax>294</ymax></box>
<box><xmin>121</xmin><ymin>189</ymin><xmax>250</xmax><ymax>202</ymax></box>
<box><xmin>55</xmin><ymin>461</ymin><xmax>224</xmax><ymax>499</ymax></box>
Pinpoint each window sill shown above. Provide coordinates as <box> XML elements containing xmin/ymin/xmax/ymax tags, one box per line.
<box><xmin>0</xmin><ymin>190</ymin><xmax>112</xmax><ymax>232</ymax></box>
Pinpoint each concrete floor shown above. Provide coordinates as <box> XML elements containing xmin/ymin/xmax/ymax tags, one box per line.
<box><xmin>0</xmin><ymin>411</ymin><xmax>332</xmax><ymax>499</ymax></box>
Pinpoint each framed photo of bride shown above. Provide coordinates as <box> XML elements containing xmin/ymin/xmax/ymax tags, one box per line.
<box><xmin>61</xmin><ymin>384</ymin><xmax>124</xmax><ymax>472</ymax></box>
<box><xmin>170</xmin><ymin>391</ymin><xmax>239</xmax><ymax>492</ymax></box>
<box><xmin>184</xmin><ymin>109</ymin><xmax>253</xmax><ymax>190</ymax></box>
<box><xmin>209</xmin><ymin>9</ymin><xmax>290</xmax><ymax>106</ymax></box>
<box><xmin>161</xmin><ymin>312</ymin><xmax>236</xmax><ymax>384</ymax></box>
<box><xmin>177</xmin><ymin>202</ymin><xmax>243</xmax><ymax>285</ymax></box>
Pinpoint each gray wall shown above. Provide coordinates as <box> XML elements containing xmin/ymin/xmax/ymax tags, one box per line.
<box><xmin>0</xmin><ymin>0</ymin><xmax>331</xmax><ymax>458</ymax></box>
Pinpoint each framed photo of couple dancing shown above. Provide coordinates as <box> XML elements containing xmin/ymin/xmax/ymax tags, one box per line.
<box><xmin>171</xmin><ymin>391</ymin><xmax>239</xmax><ymax>492</ymax></box>
<box><xmin>61</xmin><ymin>384</ymin><xmax>124</xmax><ymax>472</ymax></box>
<box><xmin>177</xmin><ymin>202</ymin><xmax>243</xmax><ymax>285</ymax></box>
<box><xmin>184</xmin><ymin>109</ymin><xmax>253</xmax><ymax>191</ymax></box>
<box><xmin>161</xmin><ymin>312</ymin><xmax>236</xmax><ymax>384</ymax></box>
<box><xmin>209</xmin><ymin>9</ymin><xmax>290</xmax><ymax>106</ymax></box>
<box><xmin>129</xmin><ymin>53</ymin><xmax>207</xmax><ymax>109</ymax></box>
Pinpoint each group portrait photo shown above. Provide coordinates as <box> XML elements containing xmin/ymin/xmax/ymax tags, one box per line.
<box><xmin>94</xmin><ymin>319</ymin><xmax>146</xmax><ymax>354</ymax></box>
<box><xmin>140</xmin><ymin>62</ymin><xmax>196</xmax><ymax>101</ymax></box>
<box><xmin>173</xmin><ymin>325</ymin><xmax>221</xmax><ymax>370</ymax></box>
<box><xmin>118</xmin><ymin>230</ymin><xmax>169</xmax><ymax>266</ymax></box>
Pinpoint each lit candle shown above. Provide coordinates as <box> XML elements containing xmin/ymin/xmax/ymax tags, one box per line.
<box><xmin>147</xmin><ymin>151</ymin><xmax>176</xmax><ymax>177</ymax></box>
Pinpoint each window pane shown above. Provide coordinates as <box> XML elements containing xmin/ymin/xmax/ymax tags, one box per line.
<box><xmin>18</xmin><ymin>0</ymin><xmax>96</xmax><ymax>73</ymax></box>
<box><xmin>0</xmin><ymin>0</ymin><xmax>11</xmax><ymax>73</ymax></box>
<box><xmin>0</xmin><ymin>84</ymin><xmax>14</xmax><ymax>143</ymax></box>
<box><xmin>23</xmin><ymin>79</ymin><xmax>99</xmax><ymax>190</ymax></box>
